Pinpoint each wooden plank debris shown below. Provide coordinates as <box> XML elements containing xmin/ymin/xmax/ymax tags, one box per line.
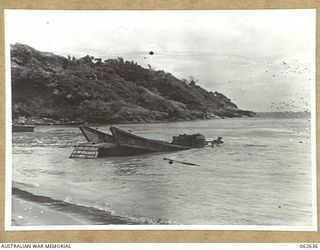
<box><xmin>163</xmin><ymin>157</ymin><xmax>200</xmax><ymax>166</ymax></box>
<box><xmin>70</xmin><ymin>145</ymin><xmax>99</xmax><ymax>159</ymax></box>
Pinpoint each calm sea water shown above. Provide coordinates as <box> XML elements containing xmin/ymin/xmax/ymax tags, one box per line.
<box><xmin>11</xmin><ymin>116</ymin><xmax>314</xmax><ymax>226</ymax></box>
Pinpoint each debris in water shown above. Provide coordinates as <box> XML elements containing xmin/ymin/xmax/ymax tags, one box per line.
<box><xmin>163</xmin><ymin>157</ymin><xmax>199</xmax><ymax>166</ymax></box>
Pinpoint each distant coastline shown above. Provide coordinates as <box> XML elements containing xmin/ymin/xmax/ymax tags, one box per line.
<box><xmin>256</xmin><ymin>111</ymin><xmax>311</xmax><ymax>119</ymax></box>
<box><xmin>13</xmin><ymin>111</ymin><xmax>312</xmax><ymax>127</ymax></box>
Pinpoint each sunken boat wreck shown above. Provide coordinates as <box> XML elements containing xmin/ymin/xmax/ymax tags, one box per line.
<box><xmin>70</xmin><ymin>126</ymin><xmax>206</xmax><ymax>159</ymax></box>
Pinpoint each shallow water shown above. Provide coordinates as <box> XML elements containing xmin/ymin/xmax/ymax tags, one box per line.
<box><xmin>11</xmin><ymin>116</ymin><xmax>314</xmax><ymax>226</ymax></box>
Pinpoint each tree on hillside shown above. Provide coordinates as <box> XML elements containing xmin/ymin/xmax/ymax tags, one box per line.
<box><xmin>188</xmin><ymin>76</ymin><xmax>199</xmax><ymax>85</ymax></box>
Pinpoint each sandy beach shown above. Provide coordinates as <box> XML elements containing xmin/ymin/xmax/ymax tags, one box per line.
<box><xmin>12</xmin><ymin>196</ymin><xmax>90</xmax><ymax>226</ymax></box>
<box><xmin>11</xmin><ymin>187</ymin><xmax>142</xmax><ymax>226</ymax></box>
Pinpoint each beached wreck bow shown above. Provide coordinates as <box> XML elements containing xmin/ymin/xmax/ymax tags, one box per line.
<box><xmin>70</xmin><ymin>126</ymin><xmax>206</xmax><ymax>159</ymax></box>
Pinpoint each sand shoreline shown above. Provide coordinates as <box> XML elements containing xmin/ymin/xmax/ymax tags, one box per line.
<box><xmin>11</xmin><ymin>187</ymin><xmax>142</xmax><ymax>226</ymax></box>
<box><xmin>12</xmin><ymin>196</ymin><xmax>91</xmax><ymax>226</ymax></box>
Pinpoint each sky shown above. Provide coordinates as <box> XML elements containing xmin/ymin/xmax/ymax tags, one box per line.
<box><xmin>5</xmin><ymin>10</ymin><xmax>316</xmax><ymax>112</ymax></box>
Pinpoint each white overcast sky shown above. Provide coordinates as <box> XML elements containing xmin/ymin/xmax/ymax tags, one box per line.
<box><xmin>5</xmin><ymin>10</ymin><xmax>316</xmax><ymax>112</ymax></box>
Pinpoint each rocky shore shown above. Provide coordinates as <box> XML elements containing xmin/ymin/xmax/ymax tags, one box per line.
<box><xmin>11</xmin><ymin>44</ymin><xmax>255</xmax><ymax>124</ymax></box>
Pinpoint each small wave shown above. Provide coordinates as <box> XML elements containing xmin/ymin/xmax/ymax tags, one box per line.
<box><xmin>12</xmin><ymin>181</ymin><xmax>40</xmax><ymax>189</ymax></box>
<box><xmin>92</xmin><ymin>203</ymin><xmax>175</xmax><ymax>225</ymax></box>
<box><xmin>123</xmin><ymin>215</ymin><xmax>175</xmax><ymax>225</ymax></box>
<box><xmin>243</xmin><ymin>144</ymin><xmax>267</xmax><ymax>148</ymax></box>
<box><xmin>12</xmin><ymin>187</ymin><xmax>163</xmax><ymax>225</ymax></box>
<box><xmin>44</xmin><ymin>170</ymin><xmax>68</xmax><ymax>176</ymax></box>
<box><xmin>88</xmin><ymin>202</ymin><xmax>176</xmax><ymax>225</ymax></box>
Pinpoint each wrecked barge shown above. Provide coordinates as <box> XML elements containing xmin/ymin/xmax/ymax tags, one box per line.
<box><xmin>70</xmin><ymin>126</ymin><xmax>206</xmax><ymax>159</ymax></box>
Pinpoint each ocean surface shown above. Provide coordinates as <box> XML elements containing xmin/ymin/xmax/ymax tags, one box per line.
<box><xmin>11</xmin><ymin>115</ymin><xmax>314</xmax><ymax>226</ymax></box>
